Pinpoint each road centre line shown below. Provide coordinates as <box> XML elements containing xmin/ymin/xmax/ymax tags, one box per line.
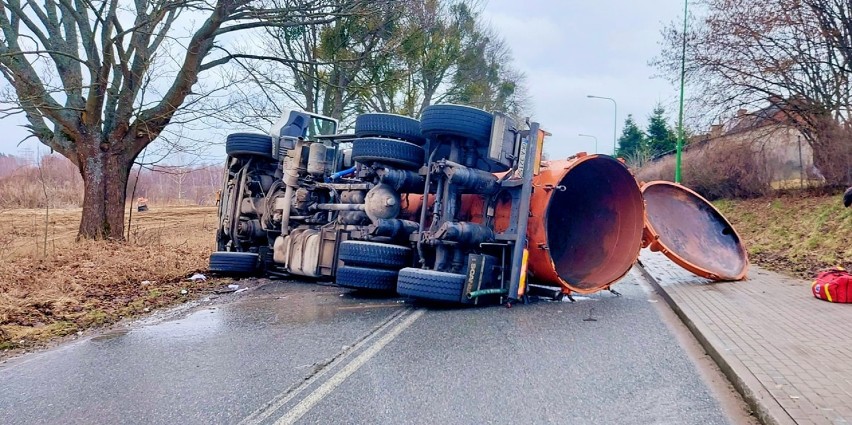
<box><xmin>239</xmin><ymin>307</ymin><xmax>420</xmax><ymax>425</ymax></box>
<box><xmin>273</xmin><ymin>308</ymin><xmax>426</xmax><ymax>425</ymax></box>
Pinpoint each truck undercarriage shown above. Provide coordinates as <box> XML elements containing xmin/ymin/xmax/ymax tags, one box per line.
<box><xmin>210</xmin><ymin>104</ymin><xmax>750</xmax><ymax>305</ymax></box>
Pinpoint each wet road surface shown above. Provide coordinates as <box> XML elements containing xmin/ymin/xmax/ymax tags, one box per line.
<box><xmin>0</xmin><ymin>270</ymin><xmax>752</xmax><ymax>424</ymax></box>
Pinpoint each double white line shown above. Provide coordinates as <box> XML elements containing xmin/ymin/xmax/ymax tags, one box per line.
<box><xmin>240</xmin><ymin>308</ymin><xmax>425</xmax><ymax>425</ymax></box>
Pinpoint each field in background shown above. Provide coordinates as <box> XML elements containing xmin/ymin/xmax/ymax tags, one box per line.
<box><xmin>0</xmin><ymin>153</ymin><xmax>222</xmax><ymax>209</ymax></box>
<box><xmin>0</xmin><ymin>205</ymin><xmax>222</xmax><ymax>351</ymax></box>
<box><xmin>0</xmin><ymin>205</ymin><xmax>218</xmax><ymax>259</ymax></box>
<box><xmin>715</xmin><ymin>192</ymin><xmax>852</xmax><ymax>279</ymax></box>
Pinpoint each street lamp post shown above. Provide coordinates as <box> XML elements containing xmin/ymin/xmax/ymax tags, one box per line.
<box><xmin>578</xmin><ymin>134</ymin><xmax>598</xmax><ymax>154</ymax></box>
<box><xmin>587</xmin><ymin>95</ymin><xmax>618</xmax><ymax>155</ymax></box>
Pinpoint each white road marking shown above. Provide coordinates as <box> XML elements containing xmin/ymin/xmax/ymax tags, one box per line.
<box><xmin>273</xmin><ymin>309</ymin><xmax>425</xmax><ymax>425</ymax></box>
<box><xmin>239</xmin><ymin>308</ymin><xmax>420</xmax><ymax>425</ymax></box>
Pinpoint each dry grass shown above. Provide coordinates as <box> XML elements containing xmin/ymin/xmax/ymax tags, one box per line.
<box><xmin>714</xmin><ymin>191</ymin><xmax>852</xmax><ymax>279</ymax></box>
<box><xmin>0</xmin><ymin>205</ymin><xmax>224</xmax><ymax>351</ymax></box>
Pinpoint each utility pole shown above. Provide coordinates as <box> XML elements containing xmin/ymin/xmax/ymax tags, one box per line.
<box><xmin>675</xmin><ymin>0</ymin><xmax>688</xmax><ymax>183</ymax></box>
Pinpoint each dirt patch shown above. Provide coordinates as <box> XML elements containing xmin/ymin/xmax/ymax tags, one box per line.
<box><xmin>714</xmin><ymin>192</ymin><xmax>851</xmax><ymax>279</ymax></box>
<box><xmin>0</xmin><ymin>206</ymin><xmax>231</xmax><ymax>352</ymax></box>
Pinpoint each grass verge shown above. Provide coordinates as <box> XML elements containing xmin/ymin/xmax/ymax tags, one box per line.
<box><xmin>0</xmin><ymin>206</ymin><xmax>227</xmax><ymax>352</ymax></box>
<box><xmin>714</xmin><ymin>191</ymin><xmax>851</xmax><ymax>279</ymax></box>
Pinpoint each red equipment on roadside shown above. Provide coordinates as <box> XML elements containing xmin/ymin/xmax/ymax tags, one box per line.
<box><xmin>812</xmin><ymin>268</ymin><xmax>852</xmax><ymax>303</ymax></box>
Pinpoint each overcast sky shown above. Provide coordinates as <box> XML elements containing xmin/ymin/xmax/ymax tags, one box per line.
<box><xmin>0</xmin><ymin>0</ymin><xmax>686</xmax><ymax>160</ymax></box>
<box><xmin>484</xmin><ymin>0</ymin><xmax>685</xmax><ymax>158</ymax></box>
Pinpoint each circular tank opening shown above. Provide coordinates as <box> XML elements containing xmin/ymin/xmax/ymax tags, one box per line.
<box><xmin>643</xmin><ymin>183</ymin><xmax>748</xmax><ymax>280</ymax></box>
<box><xmin>545</xmin><ymin>156</ymin><xmax>645</xmax><ymax>290</ymax></box>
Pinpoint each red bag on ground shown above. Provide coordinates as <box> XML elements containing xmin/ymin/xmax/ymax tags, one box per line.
<box><xmin>812</xmin><ymin>268</ymin><xmax>852</xmax><ymax>303</ymax></box>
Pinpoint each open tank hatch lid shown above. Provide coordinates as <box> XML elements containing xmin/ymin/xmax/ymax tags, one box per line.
<box><xmin>641</xmin><ymin>181</ymin><xmax>749</xmax><ymax>281</ymax></box>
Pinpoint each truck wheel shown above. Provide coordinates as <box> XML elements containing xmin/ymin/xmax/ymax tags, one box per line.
<box><xmin>338</xmin><ymin>241</ymin><xmax>411</xmax><ymax>269</ymax></box>
<box><xmin>226</xmin><ymin>133</ymin><xmax>274</xmax><ymax>160</ymax></box>
<box><xmin>335</xmin><ymin>266</ymin><xmax>398</xmax><ymax>292</ymax></box>
<box><xmin>352</xmin><ymin>137</ymin><xmax>425</xmax><ymax>170</ymax></box>
<box><xmin>397</xmin><ymin>268</ymin><xmax>465</xmax><ymax>303</ymax></box>
<box><xmin>208</xmin><ymin>252</ymin><xmax>260</xmax><ymax>275</ymax></box>
<box><xmin>420</xmin><ymin>104</ymin><xmax>494</xmax><ymax>146</ymax></box>
<box><xmin>355</xmin><ymin>113</ymin><xmax>426</xmax><ymax>146</ymax></box>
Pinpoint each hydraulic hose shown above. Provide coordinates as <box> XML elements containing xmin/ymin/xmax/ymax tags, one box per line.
<box><xmin>417</xmin><ymin>144</ymin><xmax>441</xmax><ymax>266</ymax></box>
<box><xmin>328</xmin><ymin>166</ymin><xmax>356</xmax><ymax>182</ymax></box>
<box><xmin>467</xmin><ymin>288</ymin><xmax>509</xmax><ymax>299</ymax></box>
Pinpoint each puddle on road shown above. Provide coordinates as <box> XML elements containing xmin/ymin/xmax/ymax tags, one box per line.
<box><xmin>90</xmin><ymin>283</ymin><xmax>406</xmax><ymax>344</ymax></box>
<box><xmin>90</xmin><ymin>329</ymin><xmax>131</xmax><ymax>342</ymax></box>
<box><xmin>222</xmin><ymin>288</ymin><xmax>406</xmax><ymax>326</ymax></box>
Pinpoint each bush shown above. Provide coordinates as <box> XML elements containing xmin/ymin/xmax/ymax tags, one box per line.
<box><xmin>636</xmin><ymin>139</ymin><xmax>771</xmax><ymax>200</ymax></box>
<box><xmin>809</xmin><ymin>119</ymin><xmax>852</xmax><ymax>187</ymax></box>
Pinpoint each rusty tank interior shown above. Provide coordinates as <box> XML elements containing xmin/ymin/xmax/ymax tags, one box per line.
<box><xmin>532</xmin><ymin>155</ymin><xmax>646</xmax><ymax>293</ymax></box>
<box><xmin>642</xmin><ymin>181</ymin><xmax>749</xmax><ymax>281</ymax></box>
<box><xmin>459</xmin><ymin>155</ymin><xmax>646</xmax><ymax>294</ymax></box>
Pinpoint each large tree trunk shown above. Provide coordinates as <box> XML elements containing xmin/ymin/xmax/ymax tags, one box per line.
<box><xmin>77</xmin><ymin>141</ymin><xmax>133</xmax><ymax>240</ymax></box>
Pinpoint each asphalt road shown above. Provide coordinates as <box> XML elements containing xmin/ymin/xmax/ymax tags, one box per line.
<box><xmin>0</xmin><ymin>269</ymin><xmax>752</xmax><ymax>425</ymax></box>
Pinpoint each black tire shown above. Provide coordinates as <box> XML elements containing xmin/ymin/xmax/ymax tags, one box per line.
<box><xmin>226</xmin><ymin>133</ymin><xmax>274</xmax><ymax>160</ymax></box>
<box><xmin>352</xmin><ymin>137</ymin><xmax>425</xmax><ymax>170</ymax></box>
<box><xmin>420</xmin><ymin>104</ymin><xmax>494</xmax><ymax>145</ymax></box>
<box><xmin>355</xmin><ymin>113</ymin><xmax>426</xmax><ymax>146</ymax></box>
<box><xmin>208</xmin><ymin>252</ymin><xmax>259</xmax><ymax>275</ymax></box>
<box><xmin>397</xmin><ymin>268</ymin><xmax>465</xmax><ymax>303</ymax></box>
<box><xmin>338</xmin><ymin>241</ymin><xmax>411</xmax><ymax>269</ymax></box>
<box><xmin>335</xmin><ymin>266</ymin><xmax>398</xmax><ymax>292</ymax></box>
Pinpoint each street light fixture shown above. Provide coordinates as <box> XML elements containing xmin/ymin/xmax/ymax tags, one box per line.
<box><xmin>587</xmin><ymin>95</ymin><xmax>618</xmax><ymax>155</ymax></box>
<box><xmin>578</xmin><ymin>134</ymin><xmax>598</xmax><ymax>154</ymax></box>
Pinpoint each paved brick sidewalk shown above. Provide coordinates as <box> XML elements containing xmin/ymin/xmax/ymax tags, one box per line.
<box><xmin>638</xmin><ymin>250</ymin><xmax>852</xmax><ymax>425</ymax></box>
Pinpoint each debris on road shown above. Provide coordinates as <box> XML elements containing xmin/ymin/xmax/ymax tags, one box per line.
<box><xmin>188</xmin><ymin>273</ymin><xmax>207</xmax><ymax>282</ymax></box>
<box><xmin>214</xmin><ymin>284</ymin><xmax>241</xmax><ymax>294</ymax></box>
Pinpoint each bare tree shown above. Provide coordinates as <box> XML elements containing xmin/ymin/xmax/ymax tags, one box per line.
<box><xmin>35</xmin><ymin>147</ymin><xmax>48</xmax><ymax>256</ymax></box>
<box><xmin>444</xmin><ymin>24</ymin><xmax>529</xmax><ymax>118</ymax></box>
<box><xmin>228</xmin><ymin>0</ymin><xmax>531</xmax><ymax>130</ymax></box>
<box><xmin>0</xmin><ymin>0</ymin><xmax>368</xmax><ymax>239</ymax></box>
<box><xmin>654</xmin><ymin>0</ymin><xmax>852</xmax><ymax>185</ymax></box>
<box><xmin>360</xmin><ymin>0</ymin><xmax>477</xmax><ymax>117</ymax></box>
<box><xmin>210</xmin><ymin>0</ymin><xmax>407</xmax><ymax>132</ymax></box>
<box><xmin>375</xmin><ymin>0</ymin><xmax>529</xmax><ymax>118</ymax></box>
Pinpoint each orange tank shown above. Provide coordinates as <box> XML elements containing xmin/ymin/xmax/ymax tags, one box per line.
<box><xmin>495</xmin><ymin>155</ymin><xmax>645</xmax><ymax>294</ymax></box>
<box><xmin>407</xmin><ymin>154</ymin><xmax>647</xmax><ymax>295</ymax></box>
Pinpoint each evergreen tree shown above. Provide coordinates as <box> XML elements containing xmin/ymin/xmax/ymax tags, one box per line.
<box><xmin>645</xmin><ymin>104</ymin><xmax>678</xmax><ymax>157</ymax></box>
<box><xmin>616</xmin><ymin>115</ymin><xmax>646</xmax><ymax>159</ymax></box>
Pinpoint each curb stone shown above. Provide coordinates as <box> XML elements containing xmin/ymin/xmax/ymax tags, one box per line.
<box><xmin>636</xmin><ymin>261</ymin><xmax>796</xmax><ymax>425</ymax></box>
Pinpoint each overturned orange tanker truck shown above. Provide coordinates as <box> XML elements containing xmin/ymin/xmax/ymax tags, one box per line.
<box><xmin>210</xmin><ymin>104</ymin><xmax>748</xmax><ymax>305</ymax></box>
